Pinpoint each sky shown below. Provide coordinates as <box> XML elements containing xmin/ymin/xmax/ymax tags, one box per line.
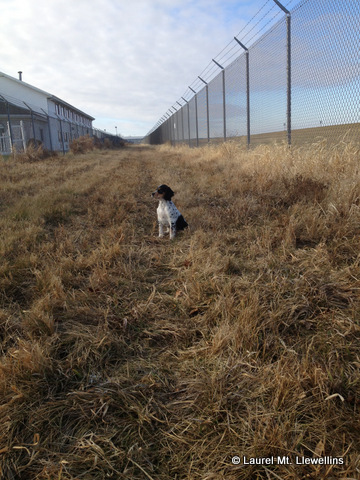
<box><xmin>0</xmin><ymin>0</ymin><xmax>297</xmax><ymax>137</ymax></box>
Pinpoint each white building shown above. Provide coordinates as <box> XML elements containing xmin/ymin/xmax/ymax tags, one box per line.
<box><xmin>0</xmin><ymin>71</ymin><xmax>95</xmax><ymax>154</ymax></box>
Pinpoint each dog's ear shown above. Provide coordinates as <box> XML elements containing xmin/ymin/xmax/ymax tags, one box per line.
<box><xmin>163</xmin><ymin>186</ymin><xmax>174</xmax><ymax>200</ymax></box>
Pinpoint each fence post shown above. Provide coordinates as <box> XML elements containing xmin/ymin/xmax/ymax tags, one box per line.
<box><xmin>198</xmin><ymin>76</ymin><xmax>210</xmax><ymax>144</ymax></box>
<box><xmin>41</xmin><ymin>108</ymin><xmax>53</xmax><ymax>151</ymax></box>
<box><xmin>169</xmin><ymin>108</ymin><xmax>174</xmax><ymax>146</ymax></box>
<box><xmin>171</xmin><ymin>108</ymin><xmax>176</xmax><ymax>145</ymax></box>
<box><xmin>177</xmin><ymin>101</ymin><xmax>185</xmax><ymax>143</ymax></box>
<box><xmin>181</xmin><ymin>97</ymin><xmax>191</xmax><ymax>147</ymax></box>
<box><xmin>167</xmin><ymin>114</ymin><xmax>172</xmax><ymax>145</ymax></box>
<box><xmin>174</xmin><ymin>107</ymin><xmax>180</xmax><ymax>144</ymax></box>
<box><xmin>23</xmin><ymin>102</ymin><xmax>36</xmax><ymax>145</ymax></box>
<box><xmin>20</xmin><ymin>121</ymin><xmax>26</xmax><ymax>150</ymax></box>
<box><xmin>159</xmin><ymin>117</ymin><xmax>164</xmax><ymax>144</ymax></box>
<box><xmin>170</xmin><ymin>107</ymin><xmax>177</xmax><ymax>147</ymax></box>
<box><xmin>0</xmin><ymin>95</ymin><xmax>14</xmax><ymax>150</ymax></box>
<box><xmin>212</xmin><ymin>59</ymin><xmax>226</xmax><ymax>142</ymax></box>
<box><xmin>162</xmin><ymin>116</ymin><xmax>167</xmax><ymax>144</ymax></box>
<box><xmin>55</xmin><ymin>114</ymin><xmax>66</xmax><ymax>155</ymax></box>
<box><xmin>68</xmin><ymin>120</ymin><xmax>73</xmax><ymax>143</ymax></box>
<box><xmin>165</xmin><ymin>114</ymin><xmax>170</xmax><ymax>144</ymax></box>
<box><xmin>7</xmin><ymin>122</ymin><xmax>13</xmax><ymax>152</ymax></box>
<box><xmin>164</xmin><ymin>117</ymin><xmax>168</xmax><ymax>144</ymax></box>
<box><xmin>164</xmin><ymin>113</ymin><xmax>169</xmax><ymax>144</ymax></box>
<box><xmin>234</xmin><ymin>37</ymin><xmax>250</xmax><ymax>147</ymax></box>
<box><xmin>272</xmin><ymin>0</ymin><xmax>291</xmax><ymax>145</ymax></box>
<box><xmin>189</xmin><ymin>87</ymin><xmax>199</xmax><ymax>147</ymax></box>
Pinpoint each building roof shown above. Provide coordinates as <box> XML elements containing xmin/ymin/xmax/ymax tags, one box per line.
<box><xmin>48</xmin><ymin>95</ymin><xmax>95</xmax><ymax>120</ymax></box>
<box><xmin>0</xmin><ymin>71</ymin><xmax>95</xmax><ymax>120</ymax></box>
<box><xmin>0</xmin><ymin>91</ymin><xmax>46</xmax><ymax>116</ymax></box>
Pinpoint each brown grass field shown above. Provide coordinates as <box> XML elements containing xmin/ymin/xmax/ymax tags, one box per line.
<box><xmin>194</xmin><ymin>123</ymin><xmax>360</xmax><ymax>148</ymax></box>
<box><xmin>0</xmin><ymin>140</ymin><xmax>360</xmax><ymax>479</ymax></box>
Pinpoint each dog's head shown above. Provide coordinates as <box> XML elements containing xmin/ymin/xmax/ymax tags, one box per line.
<box><xmin>151</xmin><ymin>184</ymin><xmax>174</xmax><ymax>201</ymax></box>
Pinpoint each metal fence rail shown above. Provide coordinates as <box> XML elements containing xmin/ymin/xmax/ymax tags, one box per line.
<box><xmin>144</xmin><ymin>0</ymin><xmax>359</xmax><ymax>147</ymax></box>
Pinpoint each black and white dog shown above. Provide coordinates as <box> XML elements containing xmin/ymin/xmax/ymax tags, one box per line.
<box><xmin>151</xmin><ymin>185</ymin><xmax>188</xmax><ymax>239</ymax></box>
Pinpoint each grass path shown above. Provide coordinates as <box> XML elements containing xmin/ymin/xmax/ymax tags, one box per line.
<box><xmin>0</xmin><ymin>143</ymin><xmax>359</xmax><ymax>479</ymax></box>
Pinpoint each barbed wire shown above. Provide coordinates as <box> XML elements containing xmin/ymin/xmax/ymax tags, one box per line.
<box><xmin>148</xmin><ymin>0</ymin><xmax>297</xmax><ymax>134</ymax></box>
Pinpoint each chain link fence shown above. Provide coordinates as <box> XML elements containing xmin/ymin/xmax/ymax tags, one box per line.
<box><xmin>145</xmin><ymin>0</ymin><xmax>359</xmax><ymax>147</ymax></box>
<box><xmin>0</xmin><ymin>93</ymin><xmax>121</xmax><ymax>156</ymax></box>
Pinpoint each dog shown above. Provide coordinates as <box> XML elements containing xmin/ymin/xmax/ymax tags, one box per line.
<box><xmin>151</xmin><ymin>184</ymin><xmax>188</xmax><ymax>239</ymax></box>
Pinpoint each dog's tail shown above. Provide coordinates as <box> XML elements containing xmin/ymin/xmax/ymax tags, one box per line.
<box><xmin>176</xmin><ymin>215</ymin><xmax>188</xmax><ymax>231</ymax></box>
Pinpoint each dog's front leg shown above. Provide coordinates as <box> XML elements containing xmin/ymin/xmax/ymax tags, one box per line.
<box><xmin>159</xmin><ymin>222</ymin><xmax>165</xmax><ymax>238</ymax></box>
<box><xmin>170</xmin><ymin>222</ymin><xmax>176</xmax><ymax>240</ymax></box>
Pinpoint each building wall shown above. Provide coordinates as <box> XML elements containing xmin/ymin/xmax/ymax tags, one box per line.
<box><xmin>0</xmin><ymin>72</ymin><xmax>97</xmax><ymax>154</ymax></box>
<box><xmin>0</xmin><ymin>75</ymin><xmax>48</xmax><ymax>111</ymax></box>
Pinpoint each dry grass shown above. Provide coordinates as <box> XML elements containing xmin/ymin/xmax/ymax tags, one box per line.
<box><xmin>0</xmin><ymin>141</ymin><xmax>360</xmax><ymax>479</ymax></box>
<box><xmin>11</xmin><ymin>144</ymin><xmax>59</xmax><ymax>163</ymax></box>
<box><xmin>69</xmin><ymin>135</ymin><xmax>125</xmax><ymax>154</ymax></box>
<box><xmin>69</xmin><ymin>135</ymin><xmax>97</xmax><ymax>154</ymax></box>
